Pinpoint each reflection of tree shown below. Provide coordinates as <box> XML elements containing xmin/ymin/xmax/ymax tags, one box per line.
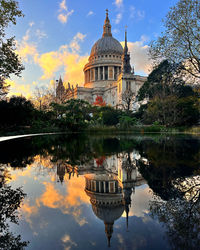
<box><xmin>137</xmin><ymin>136</ymin><xmax>200</xmax><ymax>200</ymax></box>
<box><xmin>150</xmin><ymin>176</ymin><xmax>200</xmax><ymax>250</ymax></box>
<box><xmin>135</xmin><ymin>136</ymin><xmax>200</xmax><ymax>249</ymax></box>
<box><xmin>0</xmin><ymin>165</ymin><xmax>28</xmax><ymax>249</ymax></box>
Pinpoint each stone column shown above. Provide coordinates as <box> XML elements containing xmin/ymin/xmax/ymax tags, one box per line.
<box><xmin>103</xmin><ymin>181</ymin><xmax>106</xmax><ymax>193</ymax></box>
<box><xmin>98</xmin><ymin>67</ymin><xmax>100</xmax><ymax>80</ymax></box>
<box><xmin>112</xmin><ymin>66</ymin><xmax>114</xmax><ymax>80</ymax></box>
<box><xmin>103</xmin><ymin>66</ymin><xmax>105</xmax><ymax>80</ymax></box>
<box><xmin>89</xmin><ymin>69</ymin><xmax>91</xmax><ymax>82</ymax></box>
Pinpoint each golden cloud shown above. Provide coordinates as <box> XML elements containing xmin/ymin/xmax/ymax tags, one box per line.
<box><xmin>35</xmin><ymin>33</ymin><xmax>88</xmax><ymax>86</ymax></box>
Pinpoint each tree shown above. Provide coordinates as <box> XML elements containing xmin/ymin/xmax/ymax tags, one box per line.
<box><xmin>0</xmin><ymin>0</ymin><xmax>24</xmax><ymax>98</ymax></box>
<box><xmin>137</xmin><ymin>60</ymin><xmax>183</xmax><ymax>101</ymax></box>
<box><xmin>150</xmin><ymin>0</ymin><xmax>200</xmax><ymax>80</ymax></box>
<box><xmin>93</xmin><ymin>95</ymin><xmax>106</xmax><ymax>106</ymax></box>
<box><xmin>121</xmin><ymin>90</ymin><xmax>136</xmax><ymax>111</ymax></box>
<box><xmin>137</xmin><ymin>60</ymin><xmax>199</xmax><ymax>126</ymax></box>
<box><xmin>51</xmin><ymin>99</ymin><xmax>92</xmax><ymax>131</ymax></box>
<box><xmin>0</xmin><ymin>96</ymin><xmax>35</xmax><ymax>129</ymax></box>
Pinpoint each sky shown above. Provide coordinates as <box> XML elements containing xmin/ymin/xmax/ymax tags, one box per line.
<box><xmin>5</xmin><ymin>0</ymin><xmax>179</xmax><ymax>97</ymax></box>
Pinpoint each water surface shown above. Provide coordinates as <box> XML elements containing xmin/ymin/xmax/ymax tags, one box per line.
<box><xmin>0</xmin><ymin>134</ymin><xmax>199</xmax><ymax>249</ymax></box>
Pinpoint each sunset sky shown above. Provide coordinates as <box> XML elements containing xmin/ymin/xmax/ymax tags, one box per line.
<box><xmin>6</xmin><ymin>0</ymin><xmax>178</xmax><ymax>97</ymax></box>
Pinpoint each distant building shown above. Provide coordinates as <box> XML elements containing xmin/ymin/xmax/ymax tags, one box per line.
<box><xmin>56</xmin><ymin>10</ymin><xmax>146</xmax><ymax>109</ymax></box>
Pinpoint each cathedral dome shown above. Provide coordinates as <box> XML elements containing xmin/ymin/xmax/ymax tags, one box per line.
<box><xmin>90</xmin><ymin>36</ymin><xmax>123</xmax><ymax>57</ymax></box>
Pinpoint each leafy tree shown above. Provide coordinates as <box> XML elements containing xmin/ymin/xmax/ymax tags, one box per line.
<box><xmin>137</xmin><ymin>60</ymin><xmax>199</xmax><ymax>126</ymax></box>
<box><xmin>0</xmin><ymin>96</ymin><xmax>34</xmax><ymax>129</ymax></box>
<box><xmin>150</xmin><ymin>0</ymin><xmax>200</xmax><ymax>80</ymax></box>
<box><xmin>51</xmin><ymin>99</ymin><xmax>92</xmax><ymax>131</ymax></box>
<box><xmin>93</xmin><ymin>95</ymin><xmax>106</xmax><ymax>106</ymax></box>
<box><xmin>101</xmin><ymin>106</ymin><xmax>121</xmax><ymax>126</ymax></box>
<box><xmin>144</xmin><ymin>95</ymin><xmax>199</xmax><ymax>126</ymax></box>
<box><xmin>137</xmin><ymin>60</ymin><xmax>183</xmax><ymax>101</ymax></box>
<box><xmin>0</xmin><ymin>0</ymin><xmax>24</xmax><ymax>98</ymax></box>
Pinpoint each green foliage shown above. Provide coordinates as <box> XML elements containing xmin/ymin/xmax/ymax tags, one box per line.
<box><xmin>137</xmin><ymin>60</ymin><xmax>182</xmax><ymax>101</ymax></box>
<box><xmin>101</xmin><ymin>106</ymin><xmax>121</xmax><ymax>126</ymax></box>
<box><xmin>51</xmin><ymin>99</ymin><xmax>92</xmax><ymax>131</ymax></box>
<box><xmin>0</xmin><ymin>96</ymin><xmax>35</xmax><ymax>129</ymax></box>
<box><xmin>119</xmin><ymin>115</ymin><xmax>138</xmax><ymax>129</ymax></box>
<box><xmin>144</xmin><ymin>95</ymin><xmax>199</xmax><ymax>126</ymax></box>
<box><xmin>0</xmin><ymin>0</ymin><xmax>24</xmax><ymax>98</ymax></box>
<box><xmin>137</xmin><ymin>60</ymin><xmax>199</xmax><ymax>127</ymax></box>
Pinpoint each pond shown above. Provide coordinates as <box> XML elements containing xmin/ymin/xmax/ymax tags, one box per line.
<box><xmin>0</xmin><ymin>133</ymin><xmax>199</xmax><ymax>249</ymax></box>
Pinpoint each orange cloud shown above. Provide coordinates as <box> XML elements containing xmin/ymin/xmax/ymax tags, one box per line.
<box><xmin>35</xmin><ymin>33</ymin><xmax>88</xmax><ymax>86</ymax></box>
<box><xmin>37</xmin><ymin>182</ymin><xmax>63</xmax><ymax>208</ymax></box>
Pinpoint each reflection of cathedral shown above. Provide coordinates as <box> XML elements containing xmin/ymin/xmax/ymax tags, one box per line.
<box><xmin>55</xmin><ymin>10</ymin><xmax>146</xmax><ymax>109</ymax></box>
<box><xmin>56</xmin><ymin>152</ymin><xmax>146</xmax><ymax>246</ymax></box>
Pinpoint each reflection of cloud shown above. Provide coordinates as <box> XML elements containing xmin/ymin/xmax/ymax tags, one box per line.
<box><xmin>62</xmin><ymin>234</ymin><xmax>77</xmax><ymax>246</ymax></box>
<box><xmin>36</xmin><ymin>182</ymin><xmax>63</xmax><ymax>208</ymax></box>
<box><xmin>121</xmin><ymin>36</ymin><xmax>152</xmax><ymax>75</ymax></box>
<box><xmin>117</xmin><ymin>233</ymin><xmax>124</xmax><ymax>244</ymax></box>
<box><xmin>35</xmin><ymin>176</ymin><xmax>90</xmax><ymax>226</ymax></box>
<box><xmin>125</xmin><ymin>185</ymin><xmax>152</xmax><ymax>217</ymax></box>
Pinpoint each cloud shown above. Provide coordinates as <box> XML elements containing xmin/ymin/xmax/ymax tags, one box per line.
<box><xmin>130</xmin><ymin>5</ymin><xmax>145</xmax><ymax>20</ymax></box>
<box><xmin>29</xmin><ymin>21</ymin><xmax>34</xmax><ymax>27</ymax></box>
<box><xmin>115</xmin><ymin>13</ymin><xmax>122</xmax><ymax>24</ymax></box>
<box><xmin>14</xmin><ymin>30</ymin><xmax>88</xmax><ymax>97</ymax></box>
<box><xmin>36</xmin><ymin>32</ymin><xmax>88</xmax><ymax>84</ymax></box>
<box><xmin>121</xmin><ymin>36</ymin><xmax>152</xmax><ymax>75</ymax></box>
<box><xmin>6</xmin><ymin>79</ymin><xmax>33</xmax><ymax>98</ymax></box>
<box><xmin>37</xmin><ymin>51</ymin><xmax>63</xmax><ymax>80</ymax></box>
<box><xmin>59</xmin><ymin>0</ymin><xmax>67</xmax><ymax>11</ymax></box>
<box><xmin>70</xmin><ymin>32</ymin><xmax>86</xmax><ymax>53</ymax></box>
<box><xmin>35</xmin><ymin>29</ymin><xmax>48</xmax><ymax>40</ymax></box>
<box><xmin>114</xmin><ymin>0</ymin><xmax>123</xmax><ymax>8</ymax></box>
<box><xmin>58</xmin><ymin>0</ymin><xmax>74</xmax><ymax>24</ymax></box>
<box><xmin>113</xmin><ymin>28</ymin><xmax>120</xmax><ymax>34</ymax></box>
<box><xmin>87</xmin><ymin>11</ymin><xmax>94</xmax><ymax>17</ymax></box>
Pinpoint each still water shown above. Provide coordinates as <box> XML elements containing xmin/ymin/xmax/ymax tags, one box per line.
<box><xmin>0</xmin><ymin>134</ymin><xmax>199</xmax><ymax>250</ymax></box>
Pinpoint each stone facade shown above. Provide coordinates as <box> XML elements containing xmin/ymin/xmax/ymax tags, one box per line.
<box><xmin>56</xmin><ymin>10</ymin><xmax>147</xmax><ymax>109</ymax></box>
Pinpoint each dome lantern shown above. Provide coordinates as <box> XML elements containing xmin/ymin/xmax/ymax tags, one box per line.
<box><xmin>103</xmin><ymin>9</ymin><xmax>112</xmax><ymax>37</ymax></box>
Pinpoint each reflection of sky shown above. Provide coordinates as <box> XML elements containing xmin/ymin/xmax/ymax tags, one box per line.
<box><xmin>8</xmin><ymin>156</ymin><xmax>170</xmax><ymax>250</ymax></box>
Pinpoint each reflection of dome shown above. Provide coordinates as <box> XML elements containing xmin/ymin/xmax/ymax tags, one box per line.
<box><xmin>90</xmin><ymin>36</ymin><xmax>123</xmax><ymax>57</ymax></box>
<box><xmin>85</xmin><ymin>173</ymin><xmax>124</xmax><ymax>247</ymax></box>
<box><xmin>92</xmin><ymin>200</ymin><xmax>124</xmax><ymax>223</ymax></box>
